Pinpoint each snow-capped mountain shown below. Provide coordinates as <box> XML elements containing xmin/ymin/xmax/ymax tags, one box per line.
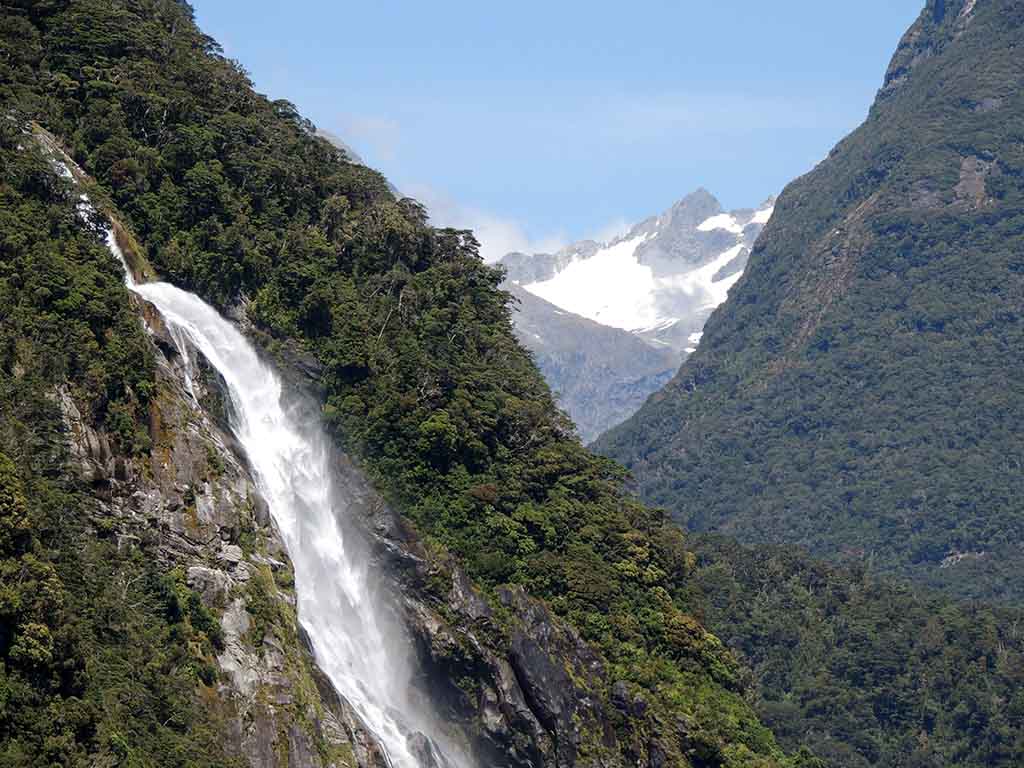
<box><xmin>502</xmin><ymin>189</ymin><xmax>774</xmax><ymax>354</ymax></box>
<box><xmin>500</xmin><ymin>189</ymin><xmax>773</xmax><ymax>441</ymax></box>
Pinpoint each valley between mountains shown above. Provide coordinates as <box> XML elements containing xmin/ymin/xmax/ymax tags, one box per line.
<box><xmin>1</xmin><ymin>1</ymin><xmax>1022</xmax><ymax>768</ymax></box>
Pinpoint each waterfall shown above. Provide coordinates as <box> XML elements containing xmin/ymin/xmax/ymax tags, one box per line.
<box><xmin>106</xmin><ymin>234</ymin><xmax>465</xmax><ymax>768</ymax></box>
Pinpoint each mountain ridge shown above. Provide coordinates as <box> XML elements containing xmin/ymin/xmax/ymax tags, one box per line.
<box><xmin>502</xmin><ymin>190</ymin><xmax>774</xmax><ymax>352</ymax></box>
<box><xmin>500</xmin><ymin>190</ymin><xmax>773</xmax><ymax>439</ymax></box>
<box><xmin>596</xmin><ymin>0</ymin><xmax>1024</xmax><ymax>601</ymax></box>
<box><xmin>506</xmin><ymin>283</ymin><xmax>678</xmax><ymax>442</ymax></box>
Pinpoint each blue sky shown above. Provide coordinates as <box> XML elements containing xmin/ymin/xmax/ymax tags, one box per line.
<box><xmin>192</xmin><ymin>1</ymin><xmax>924</xmax><ymax>260</ymax></box>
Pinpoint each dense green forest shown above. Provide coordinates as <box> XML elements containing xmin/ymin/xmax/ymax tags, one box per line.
<box><xmin>3</xmin><ymin>0</ymin><xmax>1023</xmax><ymax>766</ymax></box>
<box><xmin>597</xmin><ymin>0</ymin><xmax>1024</xmax><ymax>602</ymax></box>
<box><xmin>0</xmin><ymin>121</ymin><xmax>236</xmax><ymax>766</ymax></box>
<box><xmin>686</xmin><ymin>536</ymin><xmax>1024</xmax><ymax>768</ymax></box>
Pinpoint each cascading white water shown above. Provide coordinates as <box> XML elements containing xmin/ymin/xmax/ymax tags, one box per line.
<box><xmin>106</xmin><ymin>234</ymin><xmax>464</xmax><ymax>768</ymax></box>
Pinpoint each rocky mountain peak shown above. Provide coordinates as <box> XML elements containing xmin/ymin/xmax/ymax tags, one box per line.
<box><xmin>500</xmin><ymin>191</ymin><xmax>771</xmax><ymax>342</ymax></box>
<box><xmin>672</xmin><ymin>186</ymin><xmax>724</xmax><ymax>219</ymax></box>
<box><xmin>624</xmin><ymin>188</ymin><xmax>723</xmax><ymax>243</ymax></box>
<box><xmin>497</xmin><ymin>190</ymin><xmax>774</xmax><ymax>440</ymax></box>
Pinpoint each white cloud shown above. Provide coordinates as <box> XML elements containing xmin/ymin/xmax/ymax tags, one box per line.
<box><xmin>315</xmin><ymin>122</ymin><xmax>574</xmax><ymax>263</ymax></box>
<box><xmin>335</xmin><ymin>114</ymin><xmax>402</xmax><ymax>165</ymax></box>
<box><xmin>403</xmin><ymin>183</ymin><xmax>568</xmax><ymax>263</ymax></box>
<box><xmin>320</xmin><ymin>117</ymin><xmax>644</xmax><ymax>264</ymax></box>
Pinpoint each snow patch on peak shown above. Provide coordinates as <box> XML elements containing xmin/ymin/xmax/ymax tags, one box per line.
<box><xmin>697</xmin><ymin>213</ymin><xmax>744</xmax><ymax>234</ymax></box>
<box><xmin>657</xmin><ymin>243</ymin><xmax>746</xmax><ymax>311</ymax></box>
<box><xmin>524</xmin><ymin>238</ymin><xmax>748</xmax><ymax>336</ymax></box>
<box><xmin>636</xmin><ymin>317</ymin><xmax>680</xmax><ymax>334</ymax></box>
<box><xmin>509</xmin><ymin>188</ymin><xmax>775</xmax><ymax>355</ymax></box>
<box><xmin>524</xmin><ymin>235</ymin><xmax>659</xmax><ymax>332</ymax></box>
<box><xmin>751</xmin><ymin>206</ymin><xmax>775</xmax><ymax>225</ymax></box>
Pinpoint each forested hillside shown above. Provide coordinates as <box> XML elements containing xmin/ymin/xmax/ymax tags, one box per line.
<box><xmin>687</xmin><ymin>536</ymin><xmax>1024</xmax><ymax>768</ymax></box>
<box><xmin>0</xmin><ymin>2</ymin><xmax>798</xmax><ymax>766</ymax></box>
<box><xmin>3</xmin><ymin>1</ymin><xmax>1024</xmax><ymax>767</ymax></box>
<box><xmin>0</xmin><ymin>114</ymin><xmax>237</xmax><ymax>767</ymax></box>
<box><xmin>597</xmin><ymin>0</ymin><xmax>1024</xmax><ymax>601</ymax></box>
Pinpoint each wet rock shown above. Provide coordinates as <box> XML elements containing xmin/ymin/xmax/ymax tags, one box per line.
<box><xmin>251</xmin><ymin>552</ymin><xmax>287</xmax><ymax>571</ymax></box>
<box><xmin>310</xmin><ymin>661</ymin><xmax>393</xmax><ymax>768</ymax></box>
<box><xmin>449</xmin><ymin>568</ymin><xmax>492</xmax><ymax>622</ymax></box>
<box><xmin>487</xmin><ymin>658</ymin><xmax>551</xmax><ymax>766</ymax></box>
<box><xmin>139</xmin><ymin>299</ymin><xmax>180</xmax><ymax>359</ymax></box>
<box><xmin>407</xmin><ymin>733</ymin><xmax>445</xmax><ymax>768</ymax></box>
<box><xmin>507</xmin><ymin>625</ymin><xmax>575</xmax><ymax>736</ymax></box>
<box><xmin>252</xmin><ymin>491</ymin><xmax>272</xmax><ymax>526</ymax></box>
<box><xmin>281</xmin><ymin>341</ymin><xmax>324</xmax><ymax>383</ymax></box>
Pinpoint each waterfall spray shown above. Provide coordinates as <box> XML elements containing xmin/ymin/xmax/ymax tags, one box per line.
<box><xmin>105</xmin><ymin>233</ymin><xmax>467</xmax><ymax>768</ymax></box>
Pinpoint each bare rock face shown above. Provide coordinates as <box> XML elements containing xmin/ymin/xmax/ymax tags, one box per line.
<box><xmin>299</xmin><ymin>446</ymin><xmax>562</xmax><ymax>767</ymax></box>
<box><xmin>58</xmin><ymin>385</ymin><xmax>117</xmax><ymax>485</ymax></box>
<box><xmin>393</xmin><ymin>563</ymin><xmax>656</xmax><ymax>768</ymax></box>
<box><xmin>326</xmin><ymin>457</ymin><xmax>649</xmax><ymax>768</ymax></box>
<box><xmin>954</xmin><ymin>155</ymin><xmax>997</xmax><ymax>208</ymax></box>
